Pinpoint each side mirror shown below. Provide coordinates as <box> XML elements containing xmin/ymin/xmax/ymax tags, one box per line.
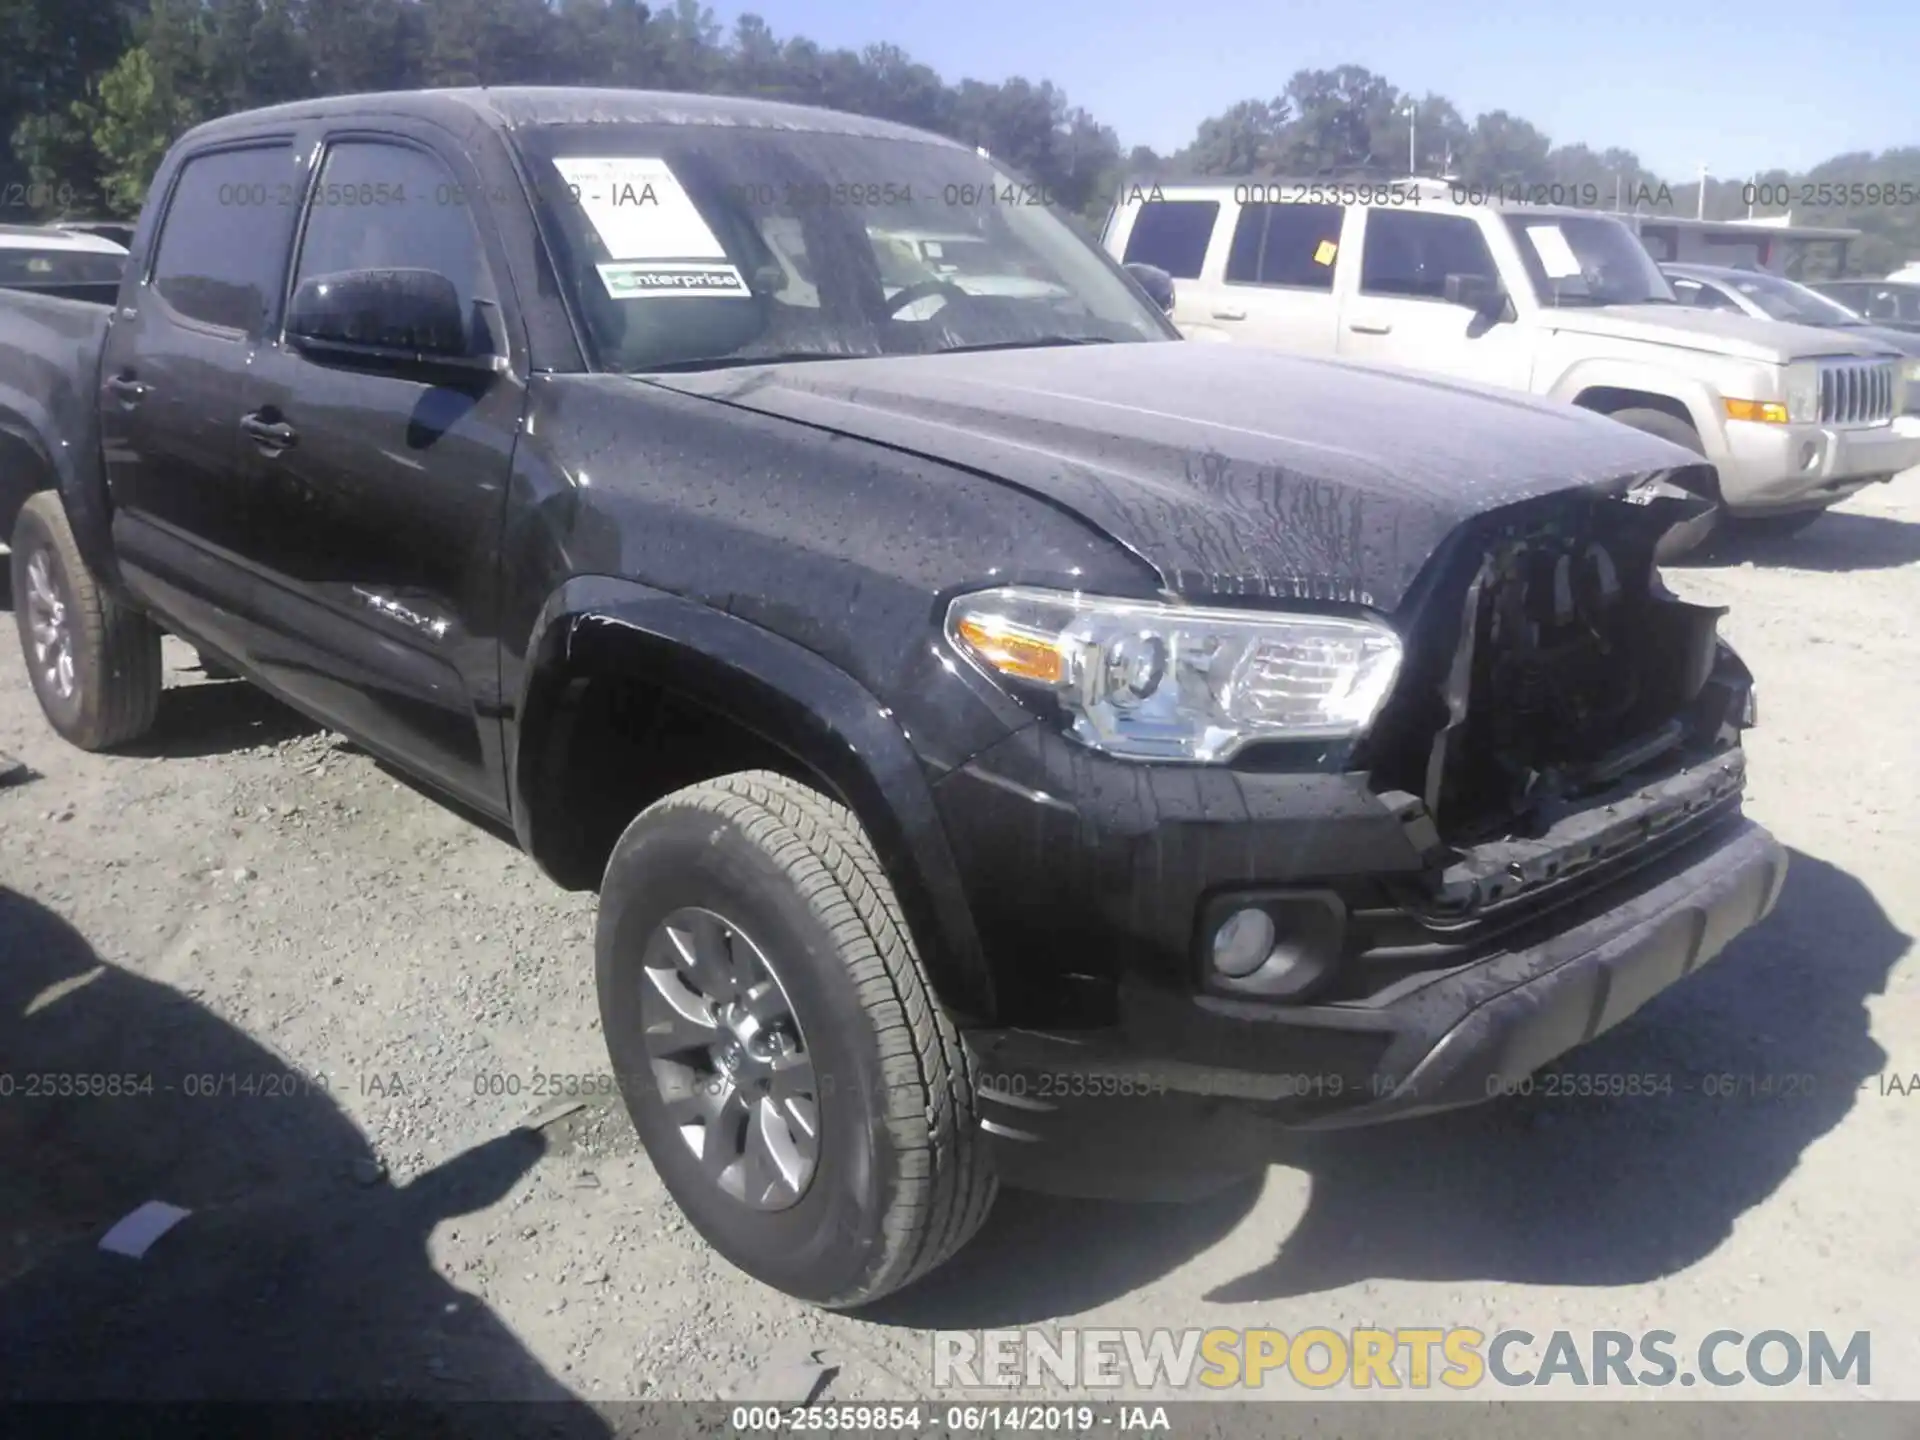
<box><xmin>287</xmin><ymin>268</ymin><xmax>504</xmax><ymax>375</ymax></box>
<box><xmin>1443</xmin><ymin>272</ymin><xmax>1511</xmax><ymax>322</ymax></box>
<box><xmin>1125</xmin><ymin>262</ymin><xmax>1177</xmax><ymax>315</ymax></box>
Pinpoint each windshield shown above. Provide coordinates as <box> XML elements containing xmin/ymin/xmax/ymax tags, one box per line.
<box><xmin>1715</xmin><ymin>271</ymin><xmax>1866</xmax><ymax>326</ymax></box>
<box><xmin>0</xmin><ymin>247</ymin><xmax>125</xmax><ymax>289</ymax></box>
<box><xmin>1502</xmin><ymin>213</ymin><xmax>1675</xmax><ymax>308</ymax></box>
<box><xmin>512</xmin><ymin>125</ymin><xmax>1174</xmax><ymax>372</ymax></box>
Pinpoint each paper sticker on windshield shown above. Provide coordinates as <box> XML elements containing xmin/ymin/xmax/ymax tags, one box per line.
<box><xmin>597</xmin><ymin>262</ymin><xmax>750</xmax><ymax>299</ymax></box>
<box><xmin>1523</xmin><ymin>224</ymin><xmax>1582</xmax><ymax>279</ymax></box>
<box><xmin>552</xmin><ymin>157</ymin><xmax>728</xmax><ymax>262</ymax></box>
<box><xmin>1313</xmin><ymin>240</ymin><xmax>1338</xmax><ymax>266</ymax></box>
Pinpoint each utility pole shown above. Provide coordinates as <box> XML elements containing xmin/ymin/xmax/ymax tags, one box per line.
<box><xmin>1697</xmin><ymin>163</ymin><xmax>1708</xmax><ymax>220</ymax></box>
<box><xmin>1405</xmin><ymin>100</ymin><xmax>1417</xmax><ymax>177</ymax></box>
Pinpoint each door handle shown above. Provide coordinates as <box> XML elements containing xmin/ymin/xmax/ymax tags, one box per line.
<box><xmin>1348</xmin><ymin>320</ymin><xmax>1393</xmax><ymax>335</ymax></box>
<box><xmin>105</xmin><ymin>375</ymin><xmax>149</xmax><ymax>405</ymax></box>
<box><xmin>240</xmin><ymin>414</ymin><xmax>298</xmax><ymax>451</ymax></box>
<box><xmin>1211</xmin><ymin>307</ymin><xmax>1247</xmax><ymax>321</ymax></box>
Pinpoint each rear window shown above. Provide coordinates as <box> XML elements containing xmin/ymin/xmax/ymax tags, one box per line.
<box><xmin>0</xmin><ymin>248</ymin><xmax>124</xmax><ymax>288</ymax></box>
<box><xmin>1224</xmin><ymin>203</ymin><xmax>1343</xmax><ymax>289</ymax></box>
<box><xmin>1120</xmin><ymin>200</ymin><xmax>1219</xmax><ymax>279</ymax></box>
<box><xmin>149</xmin><ymin>143</ymin><xmax>300</xmax><ymax>333</ymax></box>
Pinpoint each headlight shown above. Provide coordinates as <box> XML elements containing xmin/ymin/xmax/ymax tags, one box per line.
<box><xmin>946</xmin><ymin>586</ymin><xmax>1404</xmax><ymax>762</ymax></box>
<box><xmin>1902</xmin><ymin>360</ymin><xmax>1920</xmax><ymax>411</ymax></box>
<box><xmin>1783</xmin><ymin>360</ymin><xmax>1821</xmax><ymax>424</ymax></box>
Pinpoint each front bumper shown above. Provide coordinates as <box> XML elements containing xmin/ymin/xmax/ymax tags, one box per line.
<box><xmin>968</xmin><ymin>814</ymin><xmax>1786</xmax><ymax>1153</ymax></box>
<box><xmin>1716</xmin><ymin>416</ymin><xmax>1920</xmax><ymax>513</ymax></box>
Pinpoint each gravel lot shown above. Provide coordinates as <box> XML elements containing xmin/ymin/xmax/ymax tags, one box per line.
<box><xmin>1</xmin><ymin>475</ymin><xmax>1916</xmax><ymax>1413</ymax></box>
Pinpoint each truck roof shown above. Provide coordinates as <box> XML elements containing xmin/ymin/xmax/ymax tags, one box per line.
<box><xmin>180</xmin><ymin>86</ymin><xmax>964</xmax><ymax>151</ymax></box>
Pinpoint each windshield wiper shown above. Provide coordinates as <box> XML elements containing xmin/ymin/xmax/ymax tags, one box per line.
<box><xmin>632</xmin><ymin>351</ymin><xmax>863</xmax><ymax>374</ymax></box>
<box><xmin>934</xmin><ymin>335</ymin><xmax>1124</xmax><ymax>355</ymax></box>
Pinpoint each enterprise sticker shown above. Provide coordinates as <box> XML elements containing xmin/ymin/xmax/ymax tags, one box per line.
<box><xmin>597</xmin><ymin>262</ymin><xmax>751</xmax><ymax>298</ymax></box>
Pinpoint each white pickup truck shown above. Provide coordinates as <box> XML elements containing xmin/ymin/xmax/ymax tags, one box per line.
<box><xmin>1102</xmin><ymin>180</ymin><xmax>1920</xmax><ymax>547</ymax></box>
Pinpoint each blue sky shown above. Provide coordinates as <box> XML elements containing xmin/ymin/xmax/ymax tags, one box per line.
<box><xmin>714</xmin><ymin>0</ymin><xmax>1915</xmax><ymax>181</ymax></box>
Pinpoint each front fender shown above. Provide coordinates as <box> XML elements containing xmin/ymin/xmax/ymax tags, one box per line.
<box><xmin>511</xmin><ymin>574</ymin><xmax>997</xmax><ymax>1025</ymax></box>
<box><xmin>1545</xmin><ymin>358</ymin><xmax>1728</xmax><ymax>463</ymax></box>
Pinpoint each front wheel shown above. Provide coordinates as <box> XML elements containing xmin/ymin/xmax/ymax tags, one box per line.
<box><xmin>595</xmin><ymin>770</ymin><xmax>996</xmax><ymax>1306</ymax></box>
<box><xmin>9</xmin><ymin>491</ymin><xmax>161</xmax><ymax>750</ymax></box>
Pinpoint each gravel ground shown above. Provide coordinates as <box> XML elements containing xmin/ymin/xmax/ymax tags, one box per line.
<box><xmin>1</xmin><ymin>475</ymin><xmax>1916</xmax><ymax>1412</ymax></box>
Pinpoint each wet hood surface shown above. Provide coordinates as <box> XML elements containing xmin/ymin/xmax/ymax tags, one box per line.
<box><xmin>645</xmin><ymin>341</ymin><xmax>1701</xmax><ymax>612</ymax></box>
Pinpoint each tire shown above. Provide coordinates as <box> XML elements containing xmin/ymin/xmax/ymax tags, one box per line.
<box><xmin>8</xmin><ymin>491</ymin><xmax>161</xmax><ymax>750</ymax></box>
<box><xmin>595</xmin><ymin>769</ymin><xmax>996</xmax><ymax>1306</ymax></box>
<box><xmin>1604</xmin><ymin>406</ymin><xmax>1722</xmax><ymax>562</ymax></box>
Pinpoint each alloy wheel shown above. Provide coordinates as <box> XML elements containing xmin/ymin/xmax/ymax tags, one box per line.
<box><xmin>24</xmin><ymin>549</ymin><xmax>75</xmax><ymax>702</ymax></box>
<box><xmin>638</xmin><ymin>906</ymin><xmax>820</xmax><ymax>1210</ymax></box>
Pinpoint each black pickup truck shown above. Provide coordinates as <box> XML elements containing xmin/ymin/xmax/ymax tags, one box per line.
<box><xmin>1</xmin><ymin>87</ymin><xmax>1786</xmax><ymax>1307</ymax></box>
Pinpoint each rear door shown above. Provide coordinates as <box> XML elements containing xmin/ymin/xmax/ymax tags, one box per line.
<box><xmin>1336</xmin><ymin>207</ymin><xmax>1535</xmax><ymax>389</ymax></box>
<box><xmin>99</xmin><ymin>138</ymin><xmax>304</xmax><ymax>656</ymax></box>
<box><xmin>231</xmin><ymin>126</ymin><xmax>526</xmax><ymax>812</ymax></box>
<box><xmin>1190</xmin><ymin>199</ymin><xmax>1347</xmax><ymax>353</ymax></box>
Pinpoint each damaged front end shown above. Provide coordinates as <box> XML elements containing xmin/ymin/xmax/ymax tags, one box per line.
<box><xmin>1358</xmin><ymin>476</ymin><xmax>1755</xmax><ymax>919</ymax></box>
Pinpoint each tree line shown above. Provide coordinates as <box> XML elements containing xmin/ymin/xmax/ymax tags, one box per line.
<box><xmin>3</xmin><ymin>0</ymin><xmax>1915</xmax><ymax>274</ymax></box>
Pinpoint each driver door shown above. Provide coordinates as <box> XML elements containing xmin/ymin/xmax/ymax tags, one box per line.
<box><xmin>1337</xmin><ymin>208</ymin><xmax>1536</xmax><ymax>390</ymax></box>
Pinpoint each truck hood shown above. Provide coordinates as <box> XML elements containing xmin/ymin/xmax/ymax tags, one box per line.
<box><xmin>644</xmin><ymin>341</ymin><xmax>1706</xmax><ymax>612</ymax></box>
<box><xmin>1539</xmin><ymin>304</ymin><xmax>1906</xmax><ymax>363</ymax></box>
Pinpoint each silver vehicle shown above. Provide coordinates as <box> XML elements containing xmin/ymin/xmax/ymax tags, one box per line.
<box><xmin>1103</xmin><ymin>180</ymin><xmax>1920</xmax><ymax>546</ymax></box>
<box><xmin>1663</xmin><ymin>264</ymin><xmax>1920</xmax><ymax>418</ymax></box>
<box><xmin>0</xmin><ymin>225</ymin><xmax>129</xmax><ymax>303</ymax></box>
<box><xmin>1809</xmin><ymin>278</ymin><xmax>1920</xmax><ymax>335</ymax></box>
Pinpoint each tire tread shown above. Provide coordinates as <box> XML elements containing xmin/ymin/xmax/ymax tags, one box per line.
<box><xmin>637</xmin><ymin>769</ymin><xmax>996</xmax><ymax>1306</ymax></box>
<box><xmin>12</xmin><ymin>492</ymin><xmax>160</xmax><ymax>750</ymax></box>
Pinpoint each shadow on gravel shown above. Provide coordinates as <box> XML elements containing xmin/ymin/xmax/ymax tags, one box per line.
<box><xmin>0</xmin><ymin>886</ymin><xmax>606</xmax><ymax>1432</ymax></box>
<box><xmin>1682</xmin><ymin>509</ymin><xmax>1920</xmax><ymax>573</ymax></box>
<box><xmin>861</xmin><ymin>1178</ymin><xmax>1264</xmax><ymax>1328</ymax></box>
<box><xmin>1208</xmin><ymin>847</ymin><xmax>1905</xmax><ymax>1301</ymax></box>
<box><xmin>115</xmin><ymin>677</ymin><xmax>323</xmax><ymax>759</ymax></box>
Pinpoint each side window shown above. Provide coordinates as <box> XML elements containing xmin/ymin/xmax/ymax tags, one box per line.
<box><xmin>150</xmin><ymin>143</ymin><xmax>300</xmax><ymax>333</ymax></box>
<box><xmin>1224</xmin><ymin>203</ymin><xmax>1343</xmax><ymax>290</ymax></box>
<box><xmin>1359</xmin><ymin>210</ymin><xmax>1498</xmax><ymax>301</ymax></box>
<box><xmin>1861</xmin><ymin>288</ymin><xmax>1901</xmax><ymax>322</ymax></box>
<box><xmin>292</xmin><ymin>140</ymin><xmax>492</xmax><ymax>350</ymax></box>
<box><xmin>1120</xmin><ymin>201</ymin><xmax>1219</xmax><ymax>280</ymax></box>
<box><xmin>1672</xmin><ymin>278</ymin><xmax>1739</xmax><ymax>312</ymax></box>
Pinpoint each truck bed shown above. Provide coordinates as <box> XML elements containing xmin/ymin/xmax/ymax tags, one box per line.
<box><xmin>0</xmin><ymin>288</ymin><xmax>112</xmax><ymax>547</ymax></box>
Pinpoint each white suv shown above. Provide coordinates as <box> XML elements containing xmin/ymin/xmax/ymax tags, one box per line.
<box><xmin>1102</xmin><ymin>180</ymin><xmax>1920</xmax><ymax>540</ymax></box>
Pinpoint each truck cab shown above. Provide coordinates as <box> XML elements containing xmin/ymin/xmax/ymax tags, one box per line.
<box><xmin>1104</xmin><ymin>180</ymin><xmax>1920</xmax><ymax>536</ymax></box>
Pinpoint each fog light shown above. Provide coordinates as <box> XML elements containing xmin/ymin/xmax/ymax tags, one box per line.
<box><xmin>1799</xmin><ymin>441</ymin><xmax>1820</xmax><ymax>471</ymax></box>
<box><xmin>1211</xmin><ymin>907</ymin><xmax>1275</xmax><ymax>978</ymax></box>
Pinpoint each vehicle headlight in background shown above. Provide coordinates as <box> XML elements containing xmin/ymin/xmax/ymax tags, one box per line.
<box><xmin>1902</xmin><ymin>360</ymin><xmax>1920</xmax><ymax>412</ymax></box>
<box><xmin>1782</xmin><ymin>360</ymin><xmax>1822</xmax><ymax>424</ymax></box>
<box><xmin>946</xmin><ymin>586</ymin><xmax>1404</xmax><ymax>762</ymax></box>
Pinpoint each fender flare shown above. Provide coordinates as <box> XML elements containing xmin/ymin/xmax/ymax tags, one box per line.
<box><xmin>510</xmin><ymin>575</ymin><xmax>997</xmax><ymax>1025</ymax></box>
<box><xmin>1548</xmin><ymin>360</ymin><xmax>1728</xmax><ymax>465</ymax></box>
<box><xmin>0</xmin><ymin>368</ymin><xmax>118</xmax><ymax>585</ymax></box>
